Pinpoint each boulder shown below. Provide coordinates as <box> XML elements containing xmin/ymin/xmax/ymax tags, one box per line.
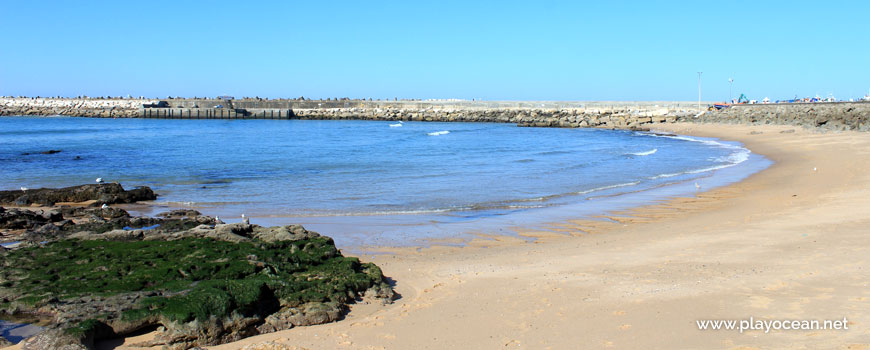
<box><xmin>253</xmin><ymin>224</ymin><xmax>320</xmax><ymax>243</ymax></box>
<box><xmin>20</xmin><ymin>328</ymin><xmax>89</xmax><ymax>350</ymax></box>
<box><xmin>156</xmin><ymin>209</ymin><xmax>202</xmax><ymax>219</ymax></box>
<box><xmin>0</xmin><ymin>207</ymin><xmax>60</xmax><ymax>230</ymax></box>
<box><xmin>258</xmin><ymin>302</ymin><xmax>343</xmax><ymax>333</ymax></box>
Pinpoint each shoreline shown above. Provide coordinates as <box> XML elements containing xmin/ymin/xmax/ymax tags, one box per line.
<box><xmin>193</xmin><ymin>122</ymin><xmax>869</xmax><ymax>349</ymax></box>
<box><xmin>115</xmin><ymin>129</ymin><xmax>770</xmax><ymax>253</ymax></box>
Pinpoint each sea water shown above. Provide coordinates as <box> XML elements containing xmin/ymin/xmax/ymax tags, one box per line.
<box><xmin>0</xmin><ymin>117</ymin><xmax>769</xmax><ymax>247</ymax></box>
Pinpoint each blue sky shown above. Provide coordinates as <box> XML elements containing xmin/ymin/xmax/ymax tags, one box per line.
<box><xmin>0</xmin><ymin>1</ymin><xmax>867</xmax><ymax>101</ymax></box>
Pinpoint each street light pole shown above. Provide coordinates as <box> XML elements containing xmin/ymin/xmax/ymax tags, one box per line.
<box><xmin>697</xmin><ymin>72</ymin><xmax>703</xmax><ymax>111</ymax></box>
<box><xmin>729</xmin><ymin>78</ymin><xmax>734</xmax><ymax>103</ymax></box>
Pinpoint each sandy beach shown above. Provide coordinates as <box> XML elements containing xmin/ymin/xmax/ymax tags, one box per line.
<box><xmin>9</xmin><ymin>122</ymin><xmax>870</xmax><ymax>350</ymax></box>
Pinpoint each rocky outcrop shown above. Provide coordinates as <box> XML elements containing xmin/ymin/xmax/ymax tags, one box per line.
<box><xmin>3</xmin><ymin>203</ymin><xmax>394</xmax><ymax>350</ymax></box>
<box><xmin>0</xmin><ymin>183</ymin><xmax>156</xmax><ymax>207</ymax></box>
<box><xmin>21</xmin><ymin>328</ymin><xmax>91</xmax><ymax>350</ymax></box>
<box><xmin>685</xmin><ymin>102</ymin><xmax>870</xmax><ymax>132</ymax></box>
<box><xmin>0</xmin><ymin>207</ymin><xmax>62</xmax><ymax>230</ymax></box>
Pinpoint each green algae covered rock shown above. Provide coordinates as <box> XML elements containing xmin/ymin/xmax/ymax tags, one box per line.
<box><xmin>1</xmin><ymin>230</ymin><xmax>393</xmax><ymax>350</ymax></box>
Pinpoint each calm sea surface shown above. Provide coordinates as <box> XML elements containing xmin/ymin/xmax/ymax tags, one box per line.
<box><xmin>0</xmin><ymin>117</ymin><xmax>768</xmax><ymax>246</ymax></box>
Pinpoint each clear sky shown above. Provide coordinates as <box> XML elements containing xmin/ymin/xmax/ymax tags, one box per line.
<box><xmin>1</xmin><ymin>0</ymin><xmax>867</xmax><ymax>101</ymax></box>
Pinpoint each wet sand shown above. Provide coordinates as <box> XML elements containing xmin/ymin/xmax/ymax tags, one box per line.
<box><xmin>12</xmin><ymin>122</ymin><xmax>870</xmax><ymax>349</ymax></box>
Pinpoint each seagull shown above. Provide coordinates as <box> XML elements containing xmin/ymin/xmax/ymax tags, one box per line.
<box><xmin>101</xmin><ymin>204</ymin><xmax>109</xmax><ymax>209</ymax></box>
<box><xmin>96</xmin><ymin>178</ymin><xmax>103</xmax><ymax>183</ymax></box>
<box><xmin>694</xmin><ymin>182</ymin><xmax>701</xmax><ymax>191</ymax></box>
<box><xmin>20</xmin><ymin>186</ymin><xmax>28</xmax><ymax>192</ymax></box>
<box><xmin>241</xmin><ymin>214</ymin><xmax>250</xmax><ymax>225</ymax></box>
<box><xmin>215</xmin><ymin>216</ymin><xmax>221</xmax><ymax>224</ymax></box>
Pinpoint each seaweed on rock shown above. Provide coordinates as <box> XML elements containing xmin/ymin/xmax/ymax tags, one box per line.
<box><xmin>1</xmin><ymin>233</ymin><xmax>393</xmax><ymax>349</ymax></box>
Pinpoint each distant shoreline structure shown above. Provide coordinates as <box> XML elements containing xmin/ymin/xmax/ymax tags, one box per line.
<box><xmin>1</xmin><ymin>97</ymin><xmax>868</xmax><ymax>132</ymax></box>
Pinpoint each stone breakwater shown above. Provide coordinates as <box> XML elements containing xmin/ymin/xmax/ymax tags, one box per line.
<box><xmin>4</xmin><ymin>98</ymin><xmax>869</xmax><ymax>132</ymax></box>
<box><xmin>0</xmin><ymin>98</ymin><xmax>695</xmax><ymax>129</ymax></box>
<box><xmin>292</xmin><ymin>107</ymin><xmax>685</xmax><ymax>129</ymax></box>
<box><xmin>0</xmin><ymin>98</ymin><xmax>148</xmax><ymax>118</ymax></box>
<box><xmin>688</xmin><ymin>102</ymin><xmax>870</xmax><ymax>132</ymax></box>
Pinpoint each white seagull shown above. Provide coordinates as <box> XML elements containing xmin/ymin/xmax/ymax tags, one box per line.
<box><xmin>20</xmin><ymin>186</ymin><xmax>28</xmax><ymax>192</ymax></box>
<box><xmin>694</xmin><ymin>182</ymin><xmax>701</xmax><ymax>191</ymax></box>
<box><xmin>96</xmin><ymin>178</ymin><xmax>103</xmax><ymax>183</ymax></box>
<box><xmin>241</xmin><ymin>214</ymin><xmax>250</xmax><ymax>224</ymax></box>
<box><xmin>101</xmin><ymin>204</ymin><xmax>109</xmax><ymax>209</ymax></box>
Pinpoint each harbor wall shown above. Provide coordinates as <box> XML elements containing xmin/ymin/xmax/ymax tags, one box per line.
<box><xmin>0</xmin><ymin>97</ymin><xmax>705</xmax><ymax>111</ymax></box>
<box><xmin>0</xmin><ymin>97</ymin><xmax>696</xmax><ymax>129</ymax></box>
<box><xmin>3</xmin><ymin>98</ymin><xmax>869</xmax><ymax>131</ymax></box>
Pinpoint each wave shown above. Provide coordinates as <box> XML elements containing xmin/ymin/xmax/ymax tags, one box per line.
<box><xmin>639</xmin><ymin>132</ymin><xmax>752</xmax><ymax>177</ymax></box>
<box><xmin>427</xmin><ymin>130</ymin><xmax>450</xmax><ymax>136</ymax></box>
<box><xmin>574</xmin><ymin>181</ymin><xmax>642</xmax><ymax>195</ymax></box>
<box><xmin>287</xmin><ymin>208</ymin><xmax>456</xmax><ymax>217</ymax></box>
<box><xmin>536</xmin><ymin>150</ymin><xmax>572</xmax><ymax>156</ymax></box>
<box><xmin>647</xmin><ymin>163</ymin><xmax>744</xmax><ymax>180</ymax></box>
<box><xmin>389</xmin><ymin>123</ymin><xmax>403</xmax><ymax>127</ymax></box>
<box><xmin>627</xmin><ymin>148</ymin><xmax>657</xmax><ymax>156</ymax></box>
<box><xmin>162</xmin><ymin>200</ymin><xmax>254</xmax><ymax>206</ymax></box>
<box><xmin>511</xmin><ymin>181</ymin><xmax>643</xmax><ymax>203</ymax></box>
<box><xmin>283</xmin><ymin>181</ymin><xmax>646</xmax><ymax>217</ymax></box>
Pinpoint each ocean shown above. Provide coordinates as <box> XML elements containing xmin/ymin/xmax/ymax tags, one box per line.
<box><xmin>0</xmin><ymin>117</ymin><xmax>769</xmax><ymax>247</ymax></box>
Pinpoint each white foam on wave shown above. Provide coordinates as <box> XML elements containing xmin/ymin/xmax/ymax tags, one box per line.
<box><xmin>293</xmin><ymin>208</ymin><xmax>455</xmax><ymax>217</ymax></box>
<box><xmin>642</xmin><ymin>133</ymin><xmax>752</xmax><ymax>179</ymax></box>
<box><xmin>389</xmin><ymin>123</ymin><xmax>403</xmax><ymax>127</ymax></box>
<box><xmin>517</xmin><ymin>181</ymin><xmax>643</xmax><ymax>203</ymax></box>
<box><xmin>427</xmin><ymin>130</ymin><xmax>450</xmax><ymax>136</ymax></box>
<box><xmin>574</xmin><ymin>181</ymin><xmax>642</xmax><ymax>195</ymax></box>
<box><xmin>628</xmin><ymin>148</ymin><xmax>657</xmax><ymax>156</ymax></box>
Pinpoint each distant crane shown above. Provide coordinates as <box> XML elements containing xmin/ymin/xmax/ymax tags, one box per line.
<box><xmin>736</xmin><ymin>94</ymin><xmax>750</xmax><ymax>104</ymax></box>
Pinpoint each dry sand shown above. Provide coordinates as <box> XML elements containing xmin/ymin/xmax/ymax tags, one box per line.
<box><xmin>27</xmin><ymin>123</ymin><xmax>870</xmax><ymax>349</ymax></box>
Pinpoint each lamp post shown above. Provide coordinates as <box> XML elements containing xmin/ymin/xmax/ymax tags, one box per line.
<box><xmin>729</xmin><ymin>78</ymin><xmax>734</xmax><ymax>103</ymax></box>
<box><xmin>697</xmin><ymin>72</ymin><xmax>703</xmax><ymax>112</ymax></box>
